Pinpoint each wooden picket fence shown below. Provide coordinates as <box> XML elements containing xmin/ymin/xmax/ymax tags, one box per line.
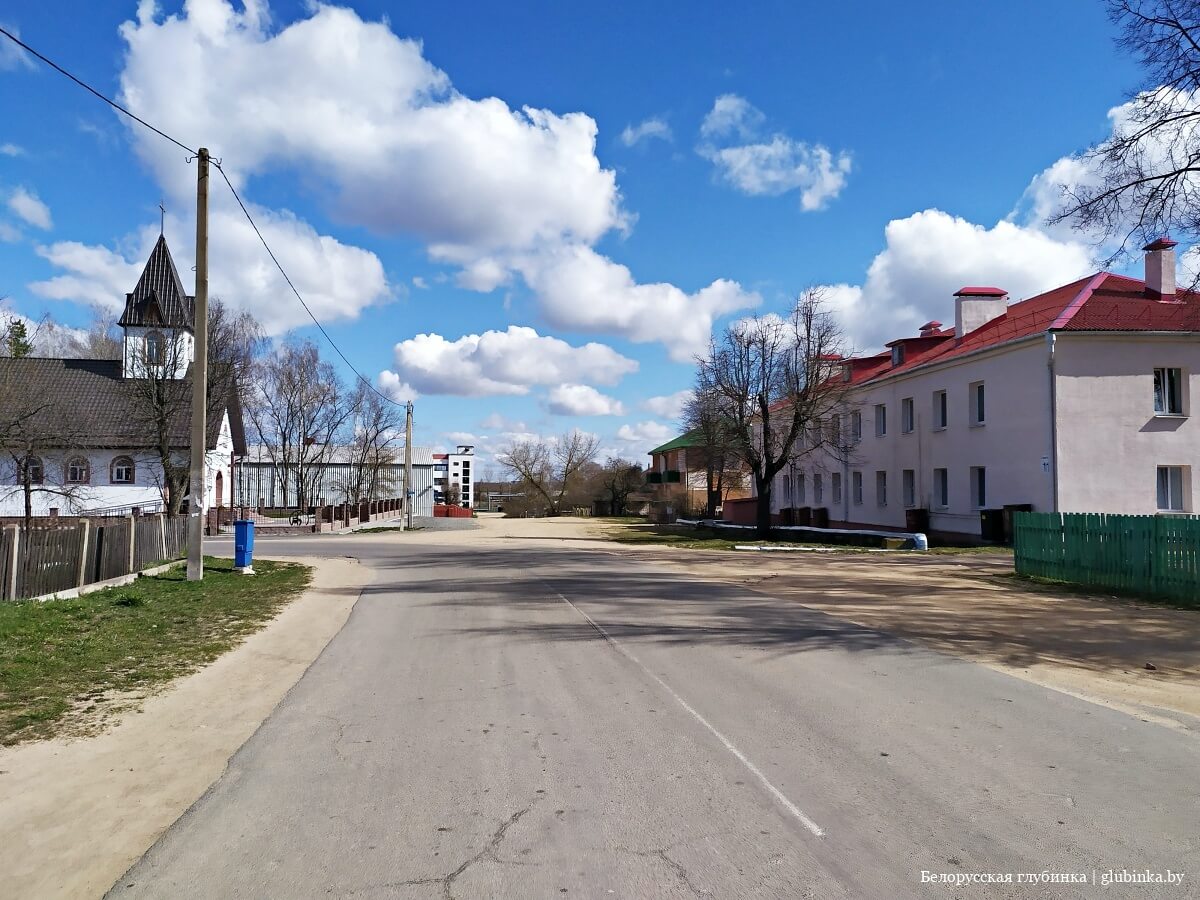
<box><xmin>1013</xmin><ymin>511</ymin><xmax>1200</xmax><ymax>606</ymax></box>
<box><xmin>0</xmin><ymin>515</ymin><xmax>189</xmax><ymax>602</ymax></box>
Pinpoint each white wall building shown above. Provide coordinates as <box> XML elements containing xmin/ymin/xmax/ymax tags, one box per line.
<box><xmin>433</xmin><ymin>445</ymin><xmax>475</xmax><ymax>507</ymax></box>
<box><xmin>0</xmin><ymin>235</ymin><xmax>244</xmax><ymax>517</ymax></box>
<box><xmin>764</xmin><ymin>239</ymin><xmax>1200</xmax><ymax>539</ymax></box>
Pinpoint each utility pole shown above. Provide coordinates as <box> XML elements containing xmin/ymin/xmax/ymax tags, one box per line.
<box><xmin>404</xmin><ymin>401</ymin><xmax>414</xmax><ymax>530</ymax></box>
<box><xmin>187</xmin><ymin>148</ymin><xmax>210</xmax><ymax>581</ymax></box>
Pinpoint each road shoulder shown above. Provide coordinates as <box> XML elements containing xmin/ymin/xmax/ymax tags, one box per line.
<box><xmin>0</xmin><ymin>554</ymin><xmax>369</xmax><ymax>900</ymax></box>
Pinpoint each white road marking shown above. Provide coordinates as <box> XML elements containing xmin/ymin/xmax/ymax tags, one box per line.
<box><xmin>550</xmin><ymin>587</ymin><xmax>826</xmax><ymax>838</ymax></box>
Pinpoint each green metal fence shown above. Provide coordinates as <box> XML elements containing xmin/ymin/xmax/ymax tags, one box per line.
<box><xmin>1013</xmin><ymin>511</ymin><xmax>1200</xmax><ymax>605</ymax></box>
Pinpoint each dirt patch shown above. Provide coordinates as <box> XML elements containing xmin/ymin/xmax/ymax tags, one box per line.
<box><xmin>0</xmin><ymin>555</ymin><xmax>370</xmax><ymax>900</ymax></box>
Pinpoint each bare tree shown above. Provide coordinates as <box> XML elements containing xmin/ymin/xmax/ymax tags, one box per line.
<box><xmin>343</xmin><ymin>383</ymin><xmax>404</xmax><ymax>506</ymax></box>
<box><xmin>247</xmin><ymin>339</ymin><xmax>354</xmax><ymax>511</ymax></box>
<box><xmin>696</xmin><ymin>288</ymin><xmax>850</xmax><ymax>537</ymax></box>
<box><xmin>124</xmin><ymin>298</ymin><xmax>261</xmax><ymax>515</ymax></box>
<box><xmin>599</xmin><ymin>457</ymin><xmax>644</xmax><ymax>516</ymax></box>
<box><xmin>683</xmin><ymin>382</ymin><xmax>744</xmax><ymax>518</ymax></box>
<box><xmin>1051</xmin><ymin>1</ymin><xmax>1200</xmax><ymax>261</ymax></box>
<box><xmin>498</xmin><ymin>430</ymin><xmax>601</xmax><ymax>515</ymax></box>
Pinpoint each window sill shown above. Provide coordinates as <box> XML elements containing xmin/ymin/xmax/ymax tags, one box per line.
<box><xmin>1152</xmin><ymin>413</ymin><xmax>1188</xmax><ymax>420</ymax></box>
<box><xmin>970</xmin><ymin>421</ymin><xmax>986</xmax><ymax>428</ymax></box>
<box><xmin>932</xmin><ymin>426</ymin><xmax>946</xmax><ymax>432</ymax></box>
<box><xmin>901</xmin><ymin>429</ymin><xmax>914</xmax><ymax>436</ymax></box>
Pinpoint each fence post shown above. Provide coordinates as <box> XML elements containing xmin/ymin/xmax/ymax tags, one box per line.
<box><xmin>127</xmin><ymin>514</ymin><xmax>136</xmax><ymax>575</ymax></box>
<box><xmin>5</xmin><ymin>525</ymin><xmax>18</xmax><ymax>601</ymax></box>
<box><xmin>76</xmin><ymin>519</ymin><xmax>90</xmax><ymax>588</ymax></box>
<box><xmin>159</xmin><ymin>514</ymin><xmax>168</xmax><ymax>561</ymax></box>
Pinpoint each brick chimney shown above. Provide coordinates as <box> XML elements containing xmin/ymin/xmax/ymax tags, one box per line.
<box><xmin>1143</xmin><ymin>237</ymin><xmax>1177</xmax><ymax>299</ymax></box>
<box><xmin>953</xmin><ymin>287</ymin><xmax>1008</xmax><ymax>340</ymax></box>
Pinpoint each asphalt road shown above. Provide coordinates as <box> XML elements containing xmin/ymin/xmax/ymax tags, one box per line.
<box><xmin>109</xmin><ymin>532</ymin><xmax>1199</xmax><ymax>898</ymax></box>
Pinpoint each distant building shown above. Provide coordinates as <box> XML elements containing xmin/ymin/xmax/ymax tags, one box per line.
<box><xmin>0</xmin><ymin>236</ymin><xmax>244</xmax><ymax>516</ymax></box>
<box><xmin>646</xmin><ymin>430</ymin><xmax>750</xmax><ymax>517</ymax></box>
<box><xmin>233</xmin><ymin>445</ymin><xmax>435</xmax><ymax>517</ymax></box>
<box><xmin>434</xmin><ymin>444</ymin><xmax>475</xmax><ymax>507</ymax></box>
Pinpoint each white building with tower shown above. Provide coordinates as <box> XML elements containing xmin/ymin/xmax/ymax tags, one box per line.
<box><xmin>0</xmin><ymin>235</ymin><xmax>245</xmax><ymax>517</ymax></box>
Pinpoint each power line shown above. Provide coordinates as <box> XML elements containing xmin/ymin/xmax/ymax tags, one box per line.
<box><xmin>0</xmin><ymin>25</ymin><xmax>197</xmax><ymax>157</ymax></box>
<box><xmin>0</xmin><ymin>25</ymin><xmax>405</xmax><ymax>408</ymax></box>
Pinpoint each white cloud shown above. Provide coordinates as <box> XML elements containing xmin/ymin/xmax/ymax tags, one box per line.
<box><xmin>383</xmin><ymin>325</ymin><xmax>637</xmax><ymax>397</ymax></box>
<box><xmin>0</xmin><ymin>23</ymin><xmax>34</xmax><ymax>71</ymax></box>
<box><xmin>520</xmin><ymin>244</ymin><xmax>758</xmax><ymax>362</ymax></box>
<box><xmin>616</xmin><ymin>420</ymin><xmax>674</xmax><ymax>446</ymax></box>
<box><xmin>642</xmin><ymin>389</ymin><xmax>693</xmax><ymax>420</ymax></box>
<box><xmin>8</xmin><ymin>187</ymin><xmax>51</xmax><ymax>230</ymax></box>
<box><xmin>480</xmin><ymin>412</ymin><xmax>527</xmax><ymax>432</ymax></box>
<box><xmin>0</xmin><ymin>143</ymin><xmax>24</xmax><ymax>156</ymax></box>
<box><xmin>378</xmin><ymin>370</ymin><xmax>419</xmax><ymax>403</ymax></box>
<box><xmin>545</xmin><ymin>384</ymin><xmax>625</xmax><ymax>416</ymax></box>
<box><xmin>444</xmin><ymin>431</ymin><xmax>480</xmax><ymax>444</ymax></box>
<box><xmin>697</xmin><ymin>94</ymin><xmax>851</xmax><ymax>211</ymax></box>
<box><xmin>411</xmin><ymin>275</ymin><xmax>429</xmax><ymax>289</ymax></box>
<box><xmin>31</xmin><ymin>209</ymin><xmax>387</xmax><ymax>333</ymax></box>
<box><xmin>700</xmin><ymin>94</ymin><xmax>764</xmax><ymax>141</ymax></box>
<box><xmin>0</xmin><ymin>222</ymin><xmax>20</xmax><ymax>243</ymax></box>
<box><xmin>620</xmin><ymin>117</ymin><xmax>672</xmax><ymax>147</ymax></box>
<box><xmin>818</xmin><ymin>209</ymin><xmax>1094</xmax><ymax>353</ymax></box>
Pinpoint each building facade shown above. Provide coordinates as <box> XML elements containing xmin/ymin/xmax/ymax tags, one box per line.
<box><xmin>647</xmin><ymin>430</ymin><xmax>750</xmax><ymax>517</ymax></box>
<box><xmin>0</xmin><ymin>235</ymin><xmax>244</xmax><ymax>517</ymax></box>
<box><xmin>762</xmin><ymin>240</ymin><xmax>1200</xmax><ymax>538</ymax></box>
<box><xmin>434</xmin><ymin>445</ymin><xmax>475</xmax><ymax>507</ymax></box>
<box><xmin>233</xmin><ymin>445</ymin><xmax>435</xmax><ymax>517</ymax></box>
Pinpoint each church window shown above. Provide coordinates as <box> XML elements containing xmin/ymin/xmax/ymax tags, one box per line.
<box><xmin>145</xmin><ymin>331</ymin><xmax>165</xmax><ymax>365</ymax></box>
<box><xmin>66</xmin><ymin>456</ymin><xmax>90</xmax><ymax>484</ymax></box>
<box><xmin>111</xmin><ymin>456</ymin><xmax>135</xmax><ymax>484</ymax></box>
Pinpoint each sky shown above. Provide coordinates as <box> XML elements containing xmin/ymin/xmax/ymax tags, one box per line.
<box><xmin>0</xmin><ymin>0</ymin><xmax>1152</xmax><ymax>470</ymax></box>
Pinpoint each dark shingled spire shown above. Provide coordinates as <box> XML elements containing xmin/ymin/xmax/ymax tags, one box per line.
<box><xmin>118</xmin><ymin>234</ymin><xmax>195</xmax><ymax>330</ymax></box>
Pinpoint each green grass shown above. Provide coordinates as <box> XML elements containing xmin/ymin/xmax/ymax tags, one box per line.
<box><xmin>0</xmin><ymin>556</ymin><xmax>311</xmax><ymax>746</ymax></box>
<box><xmin>925</xmin><ymin>545</ymin><xmax>1015</xmax><ymax>556</ymax></box>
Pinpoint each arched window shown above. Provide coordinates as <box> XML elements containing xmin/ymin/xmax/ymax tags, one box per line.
<box><xmin>22</xmin><ymin>456</ymin><xmax>43</xmax><ymax>485</ymax></box>
<box><xmin>145</xmin><ymin>330</ymin><xmax>165</xmax><ymax>365</ymax></box>
<box><xmin>111</xmin><ymin>456</ymin><xmax>135</xmax><ymax>484</ymax></box>
<box><xmin>65</xmin><ymin>456</ymin><xmax>90</xmax><ymax>484</ymax></box>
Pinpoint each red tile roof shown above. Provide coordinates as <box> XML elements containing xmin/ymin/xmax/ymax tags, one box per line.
<box><xmin>954</xmin><ymin>286</ymin><xmax>1007</xmax><ymax>297</ymax></box>
<box><xmin>845</xmin><ymin>271</ymin><xmax>1200</xmax><ymax>387</ymax></box>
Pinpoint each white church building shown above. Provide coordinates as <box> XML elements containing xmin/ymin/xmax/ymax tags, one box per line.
<box><xmin>0</xmin><ymin>235</ymin><xmax>245</xmax><ymax>517</ymax></box>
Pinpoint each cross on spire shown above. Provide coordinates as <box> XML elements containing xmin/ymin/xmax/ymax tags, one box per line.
<box><xmin>158</xmin><ymin>199</ymin><xmax>165</xmax><ymax>236</ymax></box>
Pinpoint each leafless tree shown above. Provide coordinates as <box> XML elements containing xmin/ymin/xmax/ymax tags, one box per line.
<box><xmin>599</xmin><ymin>457</ymin><xmax>644</xmax><ymax>516</ymax></box>
<box><xmin>343</xmin><ymin>383</ymin><xmax>404</xmax><ymax>506</ymax></box>
<box><xmin>247</xmin><ymin>339</ymin><xmax>355</xmax><ymax>511</ymax></box>
<box><xmin>498</xmin><ymin>430</ymin><xmax>601</xmax><ymax>515</ymax></box>
<box><xmin>1051</xmin><ymin>1</ymin><xmax>1200</xmax><ymax>262</ymax></box>
<box><xmin>695</xmin><ymin>288</ymin><xmax>851</xmax><ymax>537</ymax></box>
<box><xmin>124</xmin><ymin>298</ymin><xmax>261</xmax><ymax>515</ymax></box>
<box><xmin>683</xmin><ymin>382</ymin><xmax>745</xmax><ymax>518</ymax></box>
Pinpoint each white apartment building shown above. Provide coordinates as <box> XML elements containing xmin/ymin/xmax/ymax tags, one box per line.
<box><xmin>434</xmin><ymin>444</ymin><xmax>475</xmax><ymax>507</ymax></box>
<box><xmin>766</xmin><ymin>239</ymin><xmax>1200</xmax><ymax>539</ymax></box>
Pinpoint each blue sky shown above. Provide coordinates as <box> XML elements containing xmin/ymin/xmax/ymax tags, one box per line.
<box><xmin>0</xmin><ymin>1</ymin><xmax>1147</xmax><ymax>467</ymax></box>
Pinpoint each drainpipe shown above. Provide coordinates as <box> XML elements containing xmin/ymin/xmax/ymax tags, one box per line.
<box><xmin>1046</xmin><ymin>331</ymin><xmax>1059</xmax><ymax>512</ymax></box>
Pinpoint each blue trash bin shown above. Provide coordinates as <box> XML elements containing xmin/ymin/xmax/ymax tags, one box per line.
<box><xmin>234</xmin><ymin>520</ymin><xmax>255</xmax><ymax>571</ymax></box>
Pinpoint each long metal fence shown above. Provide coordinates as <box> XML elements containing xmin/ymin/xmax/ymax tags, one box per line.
<box><xmin>1013</xmin><ymin>511</ymin><xmax>1200</xmax><ymax>605</ymax></box>
<box><xmin>0</xmin><ymin>515</ymin><xmax>189</xmax><ymax>602</ymax></box>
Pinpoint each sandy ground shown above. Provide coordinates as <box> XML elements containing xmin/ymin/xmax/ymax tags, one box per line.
<box><xmin>0</xmin><ymin>555</ymin><xmax>370</xmax><ymax>900</ymax></box>
<box><xmin>465</xmin><ymin>514</ymin><xmax>1200</xmax><ymax>727</ymax></box>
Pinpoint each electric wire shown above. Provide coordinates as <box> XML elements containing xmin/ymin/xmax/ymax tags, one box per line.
<box><xmin>0</xmin><ymin>25</ymin><xmax>406</xmax><ymax>408</ymax></box>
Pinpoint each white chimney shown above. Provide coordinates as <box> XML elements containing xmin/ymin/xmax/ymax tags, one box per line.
<box><xmin>954</xmin><ymin>287</ymin><xmax>1008</xmax><ymax>340</ymax></box>
<box><xmin>1144</xmin><ymin>237</ymin><xmax>1177</xmax><ymax>299</ymax></box>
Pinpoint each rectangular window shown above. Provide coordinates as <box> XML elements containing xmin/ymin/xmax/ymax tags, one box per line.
<box><xmin>934</xmin><ymin>468</ymin><xmax>948</xmax><ymax>508</ymax></box>
<box><xmin>901</xmin><ymin>397</ymin><xmax>914</xmax><ymax>434</ymax></box>
<box><xmin>814</xmin><ymin>473</ymin><xmax>824</xmax><ymax>504</ymax></box>
<box><xmin>851</xmin><ymin>411</ymin><xmax>862</xmax><ymax>442</ymax></box>
<box><xmin>830</xmin><ymin>415</ymin><xmax>841</xmax><ymax>446</ymax></box>
<box><xmin>932</xmin><ymin>390</ymin><xmax>947</xmax><ymax>429</ymax></box>
<box><xmin>797</xmin><ymin>473</ymin><xmax>806</xmax><ymax>504</ymax></box>
<box><xmin>970</xmin><ymin>381</ymin><xmax>986</xmax><ymax>426</ymax></box>
<box><xmin>876</xmin><ymin>470</ymin><xmax>887</xmax><ymax>507</ymax></box>
<box><xmin>852</xmin><ymin>471</ymin><xmax>863</xmax><ymax>505</ymax></box>
<box><xmin>1157</xmin><ymin>466</ymin><xmax>1186</xmax><ymax>511</ymax></box>
<box><xmin>1154</xmin><ymin>368</ymin><xmax>1184</xmax><ymax>415</ymax></box>
<box><xmin>891</xmin><ymin>345</ymin><xmax>904</xmax><ymax>366</ymax></box>
<box><xmin>832</xmin><ymin>472</ymin><xmax>842</xmax><ymax>504</ymax></box>
<box><xmin>902</xmin><ymin>469</ymin><xmax>916</xmax><ymax>507</ymax></box>
<box><xmin>971</xmin><ymin>466</ymin><xmax>987</xmax><ymax>508</ymax></box>
<box><xmin>874</xmin><ymin>403</ymin><xmax>887</xmax><ymax>437</ymax></box>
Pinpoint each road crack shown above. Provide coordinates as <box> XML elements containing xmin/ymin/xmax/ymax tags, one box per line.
<box><xmin>616</xmin><ymin>846</ymin><xmax>709</xmax><ymax>898</ymax></box>
<box><xmin>442</xmin><ymin>796</ymin><xmax>543</xmax><ymax>899</ymax></box>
